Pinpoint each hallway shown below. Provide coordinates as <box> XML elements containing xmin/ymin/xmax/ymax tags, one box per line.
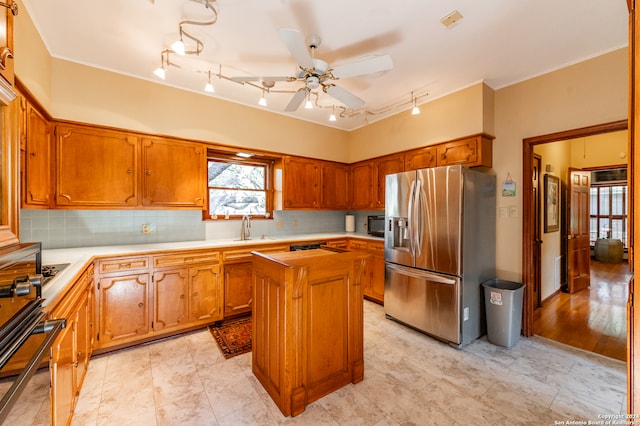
<box><xmin>533</xmin><ymin>259</ymin><xmax>631</xmax><ymax>361</ymax></box>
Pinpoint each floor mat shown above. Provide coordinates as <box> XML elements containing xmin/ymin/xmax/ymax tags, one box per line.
<box><xmin>209</xmin><ymin>316</ymin><xmax>252</xmax><ymax>359</ymax></box>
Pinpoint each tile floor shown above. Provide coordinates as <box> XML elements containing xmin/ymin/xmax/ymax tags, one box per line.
<box><xmin>70</xmin><ymin>301</ymin><xmax>627</xmax><ymax>426</ymax></box>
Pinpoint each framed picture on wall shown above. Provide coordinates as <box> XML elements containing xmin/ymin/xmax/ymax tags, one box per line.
<box><xmin>544</xmin><ymin>174</ymin><xmax>559</xmax><ymax>233</ymax></box>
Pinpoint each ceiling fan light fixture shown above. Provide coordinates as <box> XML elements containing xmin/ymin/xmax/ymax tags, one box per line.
<box><xmin>304</xmin><ymin>92</ymin><xmax>313</xmax><ymax>109</ymax></box>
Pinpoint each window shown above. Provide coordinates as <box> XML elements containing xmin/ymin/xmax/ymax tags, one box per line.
<box><xmin>589</xmin><ymin>184</ymin><xmax>627</xmax><ymax>247</ymax></box>
<box><xmin>207</xmin><ymin>153</ymin><xmax>274</xmax><ymax>219</ymax></box>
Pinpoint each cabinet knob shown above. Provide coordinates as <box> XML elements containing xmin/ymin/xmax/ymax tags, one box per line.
<box><xmin>138</xmin><ymin>303</ymin><xmax>144</xmax><ymax>308</ymax></box>
<box><xmin>127</xmin><ymin>169</ymin><xmax>133</xmax><ymax>173</ymax></box>
<box><xmin>193</xmin><ymin>292</ymin><xmax>198</xmax><ymax>297</ymax></box>
<box><xmin>146</xmin><ymin>170</ymin><xmax>152</xmax><ymax>175</ymax></box>
<box><xmin>180</xmin><ymin>294</ymin><xmax>185</xmax><ymax>299</ymax></box>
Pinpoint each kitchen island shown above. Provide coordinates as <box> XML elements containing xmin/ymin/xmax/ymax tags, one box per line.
<box><xmin>251</xmin><ymin>248</ymin><xmax>370</xmax><ymax>417</ymax></box>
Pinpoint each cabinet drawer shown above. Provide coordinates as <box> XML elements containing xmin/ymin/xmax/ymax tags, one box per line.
<box><xmin>367</xmin><ymin>242</ymin><xmax>385</xmax><ymax>254</ymax></box>
<box><xmin>348</xmin><ymin>240</ymin><xmax>368</xmax><ymax>251</ymax></box>
<box><xmin>153</xmin><ymin>251</ymin><xmax>220</xmax><ymax>268</ymax></box>
<box><xmin>223</xmin><ymin>245</ymin><xmax>289</xmax><ymax>262</ymax></box>
<box><xmin>325</xmin><ymin>240</ymin><xmax>348</xmax><ymax>249</ymax></box>
<box><xmin>97</xmin><ymin>256</ymin><xmax>149</xmax><ymax>274</ymax></box>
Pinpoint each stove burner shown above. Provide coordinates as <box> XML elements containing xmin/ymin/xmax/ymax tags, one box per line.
<box><xmin>41</xmin><ymin>264</ymin><xmax>70</xmax><ymax>285</ymax></box>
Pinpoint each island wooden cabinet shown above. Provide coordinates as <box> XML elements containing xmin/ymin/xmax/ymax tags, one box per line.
<box><xmin>222</xmin><ymin>244</ymin><xmax>289</xmax><ymax>317</ymax></box>
<box><xmin>252</xmin><ymin>249</ymin><xmax>368</xmax><ymax>417</ymax></box>
<box><xmin>20</xmin><ymin>96</ymin><xmax>51</xmax><ymax>208</ymax></box>
<box><xmin>436</xmin><ymin>134</ymin><xmax>493</xmax><ymax>168</ymax></box>
<box><xmin>54</xmin><ymin>124</ymin><xmax>138</xmax><ymax>207</ymax></box>
<box><xmin>50</xmin><ymin>264</ymin><xmax>95</xmax><ymax>426</ymax></box>
<box><xmin>141</xmin><ymin>137</ymin><xmax>206</xmax><ymax>208</ymax></box>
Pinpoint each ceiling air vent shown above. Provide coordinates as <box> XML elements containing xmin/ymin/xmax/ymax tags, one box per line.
<box><xmin>440</xmin><ymin>10</ymin><xmax>463</xmax><ymax>28</ymax></box>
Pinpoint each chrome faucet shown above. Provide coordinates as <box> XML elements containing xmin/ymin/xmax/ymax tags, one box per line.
<box><xmin>240</xmin><ymin>215</ymin><xmax>251</xmax><ymax>240</ymax></box>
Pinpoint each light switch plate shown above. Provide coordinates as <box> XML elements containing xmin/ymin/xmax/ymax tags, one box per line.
<box><xmin>499</xmin><ymin>207</ymin><xmax>508</xmax><ymax>218</ymax></box>
<box><xmin>509</xmin><ymin>206</ymin><xmax>518</xmax><ymax>218</ymax></box>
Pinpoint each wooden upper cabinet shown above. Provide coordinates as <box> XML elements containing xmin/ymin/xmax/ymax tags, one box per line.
<box><xmin>282</xmin><ymin>156</ymin><xmax>320</xmax><ymax>208</ymax></box>
<box><xmin>141</xmin><ymin>137</ymin><xmax>206</xmax><ymax>208</ymax></box>
<box><xmin>21</xmin><ymin>98</ymin><xmax>51</xmax><ymax>207</ymax></box>
<box><xmin>55</xmin><ymin>124</ymin><xmax>138</xmax><ymax>207</ymax></box>
<box><xmin>320</xmin><ymin>161</ymin><xmax>349</xmax><ymax>209</ymax></box>
<box><xmin>405</xmin><ymin>146</ymin><xmax>437</xmax><ymax>171</ymax></box>
<box><xmin>436</xmin><ymin>134</ymin><xmax>493</xmax><ymax>168</ymax></box>
<box><xmin>350</xmin><ymin>161</ymin><xmax>374</xmax><ymax>209</ymax></box>
<box><xmin>0</xmin><ymin>3</ymin><xmax>15</xmax><ymax>87</ymax></box>
<box><xmin>374</xmin><ymin>154</ymin><xmax>404</xmax><ymax>208</ymax></box>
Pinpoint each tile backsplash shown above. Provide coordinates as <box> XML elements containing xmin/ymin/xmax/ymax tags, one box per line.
<box><xmin>20</xmin><ymin>209</ymin><xmax>380</xmax><ymax>249</ymax></box>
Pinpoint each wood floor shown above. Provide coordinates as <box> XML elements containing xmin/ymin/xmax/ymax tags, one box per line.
<box><xmin>533</xmin><ymin>259</ymin><xmax>631</xmax><ymax>361</ymax></box>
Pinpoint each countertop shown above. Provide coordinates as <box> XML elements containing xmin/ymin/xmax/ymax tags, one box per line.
<box><xmin>40</xmin><ymin>232</ymin><xmax>383</xmax><ymax>307</ymax></box>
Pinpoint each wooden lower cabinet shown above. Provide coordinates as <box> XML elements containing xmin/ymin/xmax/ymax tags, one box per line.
<box><xmin>96</xmin><ymin>271</ymin><xmax>151</xmax><ymax>348</ymax></box>
<box><xmin>95</xmin><ymin>251</ymin><xmax>223</xmax><ymax>351</ymax></box>
<box><xmin>348</xmin><ymin>239</ymin><xmax>385</xmax><ymax>304</ymax></box>
<box><xmin>223</xmin><ymin>262</ymin><xmax>253</xmax><ymax>317</ymax></box>
<box><xmin>50</xmin><ymin>265</ymin><xmax>95</xmax><ymax>426</ymax></box>
<box><xmin>222</xmin><ymin>244</ymin><xmax>289</xmax><ymax>318</ymax></box>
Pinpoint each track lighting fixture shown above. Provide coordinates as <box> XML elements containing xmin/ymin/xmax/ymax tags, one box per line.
<box><xmin>329</xmin><ymin>105</ymin><xmax>336</xmax><ymax>122</ymax></box>
<box><xmin>153</xmin><ymin>53</ymin><xmax>166</xmax><ymax>80</ymax></box>
<box><xmin>411</xmin><ymin>91</ymin><xmax>420</xmax><ymax>115</ymax></box>
<box><xmin>258</xmin><ymin>89</ymin><xmax>267</xmax><ymax>106</ymax></box>
<box><xmin>204</xmin><ymin>70</ymin><xmax>215</xmax><ymax>93</ymax></box>
<box><xmin>171</xmin><ymin>30</ymin><xmax>186</xmax><ymax>56</ymax></box>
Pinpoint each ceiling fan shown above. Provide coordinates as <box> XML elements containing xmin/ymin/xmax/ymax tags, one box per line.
<box><xmin>231</xmin><ymin>29</ymin><xmax>394</xmax><ymax>112</ymax></box>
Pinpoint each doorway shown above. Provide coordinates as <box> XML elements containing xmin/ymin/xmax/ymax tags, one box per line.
<box><xmin>522</xmin><ymin>120</ymin><xmax>629</xmax><ymax>360</ymax></box>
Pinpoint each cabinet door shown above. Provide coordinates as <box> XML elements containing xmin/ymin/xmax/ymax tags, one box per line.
<box><xmin>405</xmin><ymin>146</ymin><xmax>436</xmax><ymax>171</ymax></box>
<box><xmin>74</xmin><ymin>287</ymin><xmax>91</xmax><ymax>393</ymax></box>
<box><xmin>51</xmin><ymin>320</ymin><xmax>74</xmax><ymax>426</ymax></box>
<box><xmin>153</xmin><ymin>269</ymin><xmax>188</xmax><ymax>331</ymax></box>
<box><xmin>189</xmin><ymin>264</ymin><xmax>223</xmax><ymax>322</ymax></box>
<box><xmin>55</xmin><ymin>125</ymin><xmax>138</xmax><ymax>207</ymax></box>
<box><xmin>368</xmin><ymin>242</ymin><xmax>386</xmax><ymax>303</ymax></box>
<box><xmin>436</xmin><ymin>135</ymin><xmax>492</xmax><ymax>167</ymax></box>
<box><xmin>141</xmin><ymin>137</ymin><xmax>205</xmax><ymax>207</ymax></box>
<box><xmin>97</xmin><ymin>273</ymin><xmax>150</xmax><ymax>346</ymax></box>
<box><xmin>374</xmin><ymin>154</ymin><xmax>404</xmax><ymax>208</ymax></box>
<box><xmin>282</xmin><ymin>156</ymin><xmax>320</xmax><ymax>208</ymax></box>
<box><xmin>320</xmin><ymin>162</ymin><xmax>349</xmax><ymax>209</ymax></box>
<box><xmin>224</xmin><ymin>262</ymin><xmax>253</xmax><ymax>317</ymax></box>
<box><xmin>22</xmin><ymin>102</ymin><xmax>51</xmax><ymax>207</ymax></box>
<box><xmin>350</xmin><ymin>161</ymin><xmax>374</xmax><ymax>209</ymax></box>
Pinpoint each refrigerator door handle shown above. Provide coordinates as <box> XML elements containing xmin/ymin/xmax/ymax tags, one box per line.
<box><xmin>407</xmin><ymin>180</ymin><xmax>417</xmax><ymax>254</ymax></box>
<box><xmin>412</xmin><ymin>179</ymin><xmax>421</xmax><ymax>256</ymax></box>
<box><xmin>415</xmin><ymin>179</ymin><xmax>424</xmax><ymax>256</ymax></box>
<box><xmin>386</xmin><ymin>263</ymin><xmax>457</xmax><ymax>285</ymax></box>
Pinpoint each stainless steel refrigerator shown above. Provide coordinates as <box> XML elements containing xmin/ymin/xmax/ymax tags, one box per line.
<box><xmin>384</xmin><ymin>165</ymin><xmax>496</xmax><ymax>347</ymax></box>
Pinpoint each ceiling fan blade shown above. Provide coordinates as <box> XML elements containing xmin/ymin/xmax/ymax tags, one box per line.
<box><xmin>230</xmin><ymin>76</ymin><xmax>294</xmax><ymax>82</ymax></box>
<box><xmin>331</xmin><ymin>55</ymin><xmax>394</xmax><ymax>79</ymax></box>
<box><xmin>284</xmin><ymin>89</ymin><xmax>307</xmax><ymax>112</ymax></box>
<box><xmin>278</xmin><ymin>29</ymin><xmax>314</xmax><ymax>69</ymax></box>
<box><xmin>325</xmin><ymin>86</ymin><xmax>365</xmax><ymax>109</ymax></box>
